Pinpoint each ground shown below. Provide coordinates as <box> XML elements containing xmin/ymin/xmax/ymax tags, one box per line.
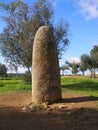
<box><xmin>0</xmin><ymin>91</ymin><xmax>98</xmax><ymax>130</ymax></box>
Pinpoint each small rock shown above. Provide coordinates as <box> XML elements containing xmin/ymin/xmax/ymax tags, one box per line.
<box><xmin>43</xmin><ymin>102</ymin><xmax>49</xmax><ymax>108</ymax></box>
<box><xmin>59</xmin><ymin>104</ymin><xmax>67</xmax><ymax>109</ymax></box>
<box><xmin>54</xmin><ymin>106</ymin><xmax>57</xmax><ymax>110</ymax></box>
<box><xmin>22</xmin><ymin>105</ymin><xmax>29</xmax><ymax>111</ymax></box>
<box><xmin>48</xmin><ymin>108</ymin><xmax>52</xmax><ymax>111</ymax></box>
<box><xmin>29</xmin><ymin>105</ymin><xmax>34</xmax><ymax>110</ymax></box>
<box><xmin>45</xmin><ymin>102</ymin><xmax>49</xmax><ymax>105</ymax></box>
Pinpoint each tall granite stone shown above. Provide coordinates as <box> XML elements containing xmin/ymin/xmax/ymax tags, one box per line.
<box><xmin>32</xmin><ymin>26</ymin><xmax>62</xmax><ymax>103</ymax></box>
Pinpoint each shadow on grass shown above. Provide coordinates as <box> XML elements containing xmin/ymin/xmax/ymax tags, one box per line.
<box><xmin>0</xmin><ymin>83</ymin><xmax>4</xmax><ymax>87</ymax></box>
<box><xmin>62</xmin><ymin>81</ymin><xmax>98</xmax><ymax>91</ymax></box>
<box><xmin>0</xmin><ymin>106</ymin><xmax>98</xmax><ymax>130</ymax></box>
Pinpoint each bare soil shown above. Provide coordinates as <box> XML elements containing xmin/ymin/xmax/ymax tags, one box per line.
<box><xmin>0</xmin><ymin>91</ymin><xmax>98</xmax><ymax>130</ymax></box>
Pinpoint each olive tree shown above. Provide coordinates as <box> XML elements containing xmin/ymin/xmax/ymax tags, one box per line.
<box><xmin>0</xmin><ymin>0</ymin><xmax>70</xmax><ymax>73</ymax></box>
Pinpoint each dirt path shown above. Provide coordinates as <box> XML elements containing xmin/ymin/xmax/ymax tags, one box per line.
<box><xmin>0</xmin><ymin>92</ymin><xmax>98</xmax><ymax>130</ymax></box>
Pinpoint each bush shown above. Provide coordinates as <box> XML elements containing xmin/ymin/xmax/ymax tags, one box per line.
<box><xmin>0</xmin><ymin>64</ymin><xmax>7</xmax><ymax>77</ymax></box>
<box><xmin>23</xmin><ymin>71</ymin><xmax>31</xmax><ymax>84</ymax></box>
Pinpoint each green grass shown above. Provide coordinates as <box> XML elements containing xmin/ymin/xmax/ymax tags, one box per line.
<box><xmin>0</xmin><ymin>77</ymin><xmax>31</xmax><ymax>93</ymax></box>
<box><xmin>61</xmin><ymin>76</ymin><xmax>98</xmax><ymax>97</ymax></box>
<box><xmin>0</xmin><ymin>76</ymin><xmax>98</xmax><ymax>97</ymax></box>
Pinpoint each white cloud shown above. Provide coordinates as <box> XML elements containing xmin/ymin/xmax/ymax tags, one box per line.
<box><xmin>49</xmin><ymin>0</ymin><xmax>98</xmax><ymax>19</ymax></box>
<box><xmin>66</xmin><ymin>57</ymin><xmax>81</xmax><ymax>63</ymax></box>
<box><xmin>76</xmin><ymin>0</ymin><xmax>98</xmax><ymax>20</ymax></box>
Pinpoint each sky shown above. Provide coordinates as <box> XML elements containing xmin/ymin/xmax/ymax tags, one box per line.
<box><xmin>51</xmin><ymin>0</ymin><xmax>98</xmax><ymax>65</ymax></box>
<box><xmin>0</xmin><ymin>0</ymin><xmax>98</xmax><ymax>73</ymax></box>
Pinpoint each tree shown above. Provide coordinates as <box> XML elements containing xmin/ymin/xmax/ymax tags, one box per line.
<box><xmin>80</xmin><ymin>54</ymin><xmax>95</xmax><ymax>78</ymax></box>
<box><xmin>79</xmin><ymin>63</ymin><xmax>87</xmax><ymax>76</ymax></box>
<box><xmin>0</xmin><ymin>0</ymin><xmax>70</xmax><ymax>72</ymax></box>
<box><xmin>90</xmin><ymin>45</ymin><xmax>98</xmax><ymax>69</ymax></box>
<box><xmin>54</xmin><ymin>19</ymin><xmax>69</xmax><ymax>58</ymax></box>
<box><xmin>0</xmin><ymin>63</ymin><xmax>7</xmax><ymax>76</ymax></box>
<box><xmin>60</xmin><ymin>65</ymin><xmax>69</xmax><ymax>76</ymax></box>
<box><xmin>0</xmin><ymin>0</ymin><xmax>32</xmax><ymax>73</ymax></box>
<box><xmin>66</xmin><ymin>61</ymin><xmax>80</xmax><ymax>76</ymax></box>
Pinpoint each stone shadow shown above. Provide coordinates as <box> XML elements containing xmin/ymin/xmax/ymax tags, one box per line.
<box><xmin>61</xmin><ymin>96</ymin><xmax>98</xmax><ymax>103</ymax></box>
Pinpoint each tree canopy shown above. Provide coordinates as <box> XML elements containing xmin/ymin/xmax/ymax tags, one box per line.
<box><xmin>66</xmin><ymin>61</ymin><xmax>80</xmax><ymax>76</ymax></box>
<box><xmin>0</xmin><ymin>0</ymin><xmax>70</xmax><ymax>72</ymax></box>
<box><xmin>60</xmin><ymin>65</ymin><xmax>69</xmax><ymax>76</ymax></box>
<box><xmin>0</xmin><ymin>63</ymin><xmax>7</xmax><ymax>76</ymax></box>
<box><xmin>90</xmin><ymin>45</ymin><xmax>98</xmax><ymax>68</ymax></box>
<box><xmin>80</xmin><ymin>45</ymin><xmax>98</xmax><ymax>78</ymax></box>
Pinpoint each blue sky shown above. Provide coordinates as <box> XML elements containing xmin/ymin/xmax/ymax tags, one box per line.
<box><xmin>52</xmin><ymin>0</ymin><xmax>98</xmax><ymax>65</ymax></box>
<box><xmin>0</xmin><ymin>0</ymin><xmax>98</xmax><ymax>72</ymax></box>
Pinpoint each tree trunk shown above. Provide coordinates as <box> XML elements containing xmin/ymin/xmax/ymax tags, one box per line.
<box><xmin>90</xmin><ymin>68</ymin><xmax>95</xmax><ymax>78</ymax></box>
<box><xmin>82</xmin><ymin>71</ymin><xmax>85</xmax><ymax>76</ymax></box>
<box><xmin>62</xmin><ymin>70</ymin><xmax>64</xmax><ymax>76</ymax></box>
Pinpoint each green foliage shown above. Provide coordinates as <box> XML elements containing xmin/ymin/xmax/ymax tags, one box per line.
<box><xmin>60</xmin><ymin>65</ymin><xmax>69</xmax><ymax>76</ymax></box>
<box><xmin>0</xmin><ymin>0</ymin><xmax>70</xmax><ymax>71</ymax></box>
<box><xmin>61</xmin><ymin>76</ymin><xmax>98</xmax><ymax>97</ymax></box>
<box><xmin>80</xmin><ymin>54</ymin><xmax>92</xmax><ymax>70</ymax></box>
<box><xmin>66</xmin><ymin>61</ymin><xmax>80</xmax><ymax>76</ymax></box>
<box><xmin>1</xmin><ymin>76</ymin><xmax>98</xmax><ymax>97</ymax></box>
<box><xmin>0</xmin><ymin>77</ymin><xmax>31</xmax><ymax>93</ymax></box>
<box><xmin>79</xmin><ymin>63</ymin><xmax>87</xmax><ymax>75</ymax></box>
<box><xmin>90</xmin><ymin>45</ymin><xmax>98</xmax><ymax>68</ymax></box>
<box><xmin>0</xmin><ymin>64</ymin><xmax>7</xmax><ymax>76</ymax></box>
<box><xmin>23</xmin><ymin>71</ymin><xmax>31</xmax><ymax>84</ymax></box>
<box><xmin>81</xmin><ymin>46</ymin><xmax>98</xmax><ymax>78</ymax></box>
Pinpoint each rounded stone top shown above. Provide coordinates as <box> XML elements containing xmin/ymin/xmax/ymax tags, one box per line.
<box><xmin>38</xmin><ymin>25</ymin><xmax>50</xmax><ymax>32</ymax></box>
<box><xmin>36</xmin><ymin>26</ymin><xmax>51</xmax><ymax>37</ymax></box>
<box><xmin>34</xmin><ymin>26</ymin><xmax>54</xmax><ymax>44</ymax></box>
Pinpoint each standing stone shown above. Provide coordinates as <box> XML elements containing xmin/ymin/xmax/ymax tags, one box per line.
<box><xmin>32</xmin><ymin>26</ymin><xmax>62</xmax><ymax>104</ymax></box>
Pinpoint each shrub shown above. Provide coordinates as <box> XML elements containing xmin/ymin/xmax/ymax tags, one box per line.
<box><xmin>0</xmin><ymin>64</ymin><xmax>7</xmax><ymax>77</ymax></box>
<box><xmin>23</xmin><ymin>71</ymin><xmax>31</xmax><ymax>84</ymax></box>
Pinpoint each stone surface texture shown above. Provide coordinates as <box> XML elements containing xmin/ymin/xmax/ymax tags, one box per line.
<box><xmin>32</xmin><ymin>26</ymin><xmax>61</xmax><ymax>103</ymax></box>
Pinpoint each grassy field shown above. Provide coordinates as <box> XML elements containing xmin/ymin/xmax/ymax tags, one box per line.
<box><xmin>0</xmin><ymin>76</ymin><xmax>98</xmax><ymax>97</ymax></box>
<box><xmin>0</xmin><ymin>77</ymin><xmax>31</xmax><ymax>93</ymax></box>
<box><xmin>62</xmin><ymin>76</ymin><xmax>98</xmax><ymax>97</ymax></box>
